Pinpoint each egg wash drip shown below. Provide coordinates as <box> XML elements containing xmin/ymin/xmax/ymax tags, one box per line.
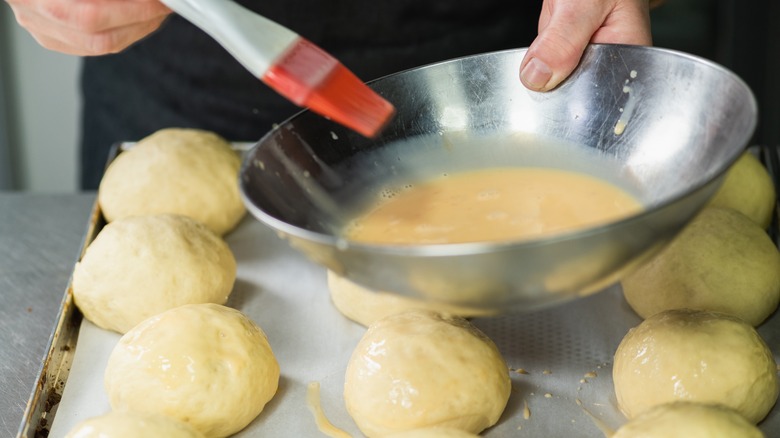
<box><xmin>344</xmin><ymin>167</ymin><xmax>643</xmax><ymax>244</ymax></box>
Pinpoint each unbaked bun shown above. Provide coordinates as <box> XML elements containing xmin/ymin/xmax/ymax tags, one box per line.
<box><xmin>613</xmin><ymin>309</ymin><xmax>778</xmax><ymax>423</ymax></box>
<box><xmin>708</xmin><ymin>151</ymin><xmax>776</xmax><ymax>229</ymax></box>
<box><xmin>73</xmin><ymin>214</ymin><xmax>236</xmax><ymax>334</ymax></box>
<box><xmin>344</xmin><ymin>310</ymin><xmax>510</xmax><ymax>437</ymax></box>
<box><xmin>104</xmin><ymin>304</ymin><xmax>279</xmax><ymax>437</ymax></box>
<box><xmin>327</xmin><ymin>270</ymin><xmax>493</xmax><ymax>327</ymax></box>
<box><xmin>621</xmin><ymin>207</ymin><xmax>780</xmax><ymax>326</ymax></box>
<box><xmin>98</xmin><ymin>128</ymin><xmax>245</xmax><ymax>235</ymax></box>
<box><xmin>64</xmin><ymin>411</ymin><xmax>205</xmax><ymax>438</ymax></box>
<box><xmin>612</xmin><ymin>402</ymin><xmax>763</xmax><ymax>438</ymax></box>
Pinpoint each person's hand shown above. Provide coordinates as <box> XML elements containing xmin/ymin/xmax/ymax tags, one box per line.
<box><xmin>520</xmin><ymin>0</ymin><xmax>652</xmax><ymax>91</ymax></box>
<box><xmin>6</xmin><ymin>0</ymin><xmax>172</xmax><ymax>55</ymax></box>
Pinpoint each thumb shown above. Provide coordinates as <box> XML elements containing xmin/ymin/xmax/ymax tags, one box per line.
<box><xmin>520</xmin><ymin>3</ymin><xmax>604</xmax><ymax>91</ymax></box>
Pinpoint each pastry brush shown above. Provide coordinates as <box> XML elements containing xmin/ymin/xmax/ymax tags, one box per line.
<box><xmin>159</xmin><ymin>0</ymin><xmax>396</xmax><ymax>137</ymax></box>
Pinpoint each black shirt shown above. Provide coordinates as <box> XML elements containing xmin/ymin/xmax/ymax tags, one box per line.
<box><xmin>80</xmin><ymin>1</ymin><xmax>541</xmax><ymax>189</ymax></box>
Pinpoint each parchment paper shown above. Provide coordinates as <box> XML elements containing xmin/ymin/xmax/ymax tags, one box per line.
<box><xmin>48</xmin><ymin>216</ymin><xmax>780</xmax><ymax>437</ymax></box>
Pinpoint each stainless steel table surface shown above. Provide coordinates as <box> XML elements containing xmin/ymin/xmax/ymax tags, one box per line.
<box><xmin>0</xmin><ymin>192</ymin><xmax>96</xmax><ymax>437</ymax></box>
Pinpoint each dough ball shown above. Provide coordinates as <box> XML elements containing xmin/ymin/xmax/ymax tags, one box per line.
<box><xmin>708</xmin><ymin>151</ymin><xmax>776</xmax><ymax>229</ymax></box>
<box><xmin>64</xmin><ymin>411</ymin><xmax>205</xmax><ymax>438</ymax></box>
<box><xmin>98</xmin><ymin>128</ymin><xmax>245</xmax><ymax>235</ymax></box>
<box><xmin>327</xmin><ymin>270</ymin><xmax>493</xmax><ymax>327</ymax></box>
<box><xmin>612</xmin><ymin>402</ymin><xmax>763</xmax><ymax>438</ymax></box>
<box><xmin>73</xmin><ymin>214</ymin><xmax>236</xmax><ymax>334</ymax></box>
<box><xmin>621</xmin><ymin>207</ymin><xmax>780</xmax><ymax>326</ymax></box>
<box><xmin>613</xmin><ymin>309</ymin><xmax>778</xmax><ymax>423</ymax></box>
<box><xmin>344</xmin><ymin>310</ymin><xmax>510</xmax><ymax>437</ymax></box>
<box><xmin>104</xmin><ymin>304</ymin><xmax>279</xmax><ymax>437</ymax></box>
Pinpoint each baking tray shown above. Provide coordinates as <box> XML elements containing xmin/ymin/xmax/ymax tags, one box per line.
<box><xmin>19</xmin><ymin>144</ymin><xmax>780</xmax><ymax>437</ymax></box>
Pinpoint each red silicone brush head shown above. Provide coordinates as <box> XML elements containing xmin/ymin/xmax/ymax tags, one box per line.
<box><xmin>262</xmin><ymin>38</ymin><xmax>396</xmax><ymax>138</ymax></box>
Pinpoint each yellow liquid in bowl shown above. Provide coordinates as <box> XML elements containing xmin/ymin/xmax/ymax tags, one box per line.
<box><xmin>345</xmin><ymin>167</ymin><xmax>642</xmax><ymax>245</ymax></box>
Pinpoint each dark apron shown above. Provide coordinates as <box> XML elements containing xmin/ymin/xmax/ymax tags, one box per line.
<box><xmin>80</xmin><ymin>0</ymin><xmax>541</xmax><ymax>189</ymax></box>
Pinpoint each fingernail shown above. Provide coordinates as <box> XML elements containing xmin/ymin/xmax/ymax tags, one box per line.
<box><xmin>520</xmin><ymin>58</ymin><xmax>552</xmax><ymax>91</ymax></box>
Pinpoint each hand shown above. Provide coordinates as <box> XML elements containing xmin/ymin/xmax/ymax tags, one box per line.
<box><xmin>6</xmin><ymin>0</ymin><xmax>172</xmax><ymax>55</ymax></box>
<box><xmin>520</xmin><ymin>0</ymin><xmax>652</xmax><ymax>91</ymax></box>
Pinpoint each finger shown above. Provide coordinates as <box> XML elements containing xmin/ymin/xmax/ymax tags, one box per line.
<box><xmin>520</xmin><ymin>0</ymin><xmax>609</xmax><ymax>91</ymax></box>
<box><xmin>13</xmin><ymin>12</ymin><xmax>167</xmax><ymax>55</ymax></box>
<box><xmin>11</xmin><ymin>0</ymin><xmax>170</xmax><ymax>34</ymax></box>
<box><xmin>590</xmin><ymin>3</ymin><xmax>652</xmax><ymax>46</ymax></box>
<box><xmin>21</xmin><ymin>31</ymin><xmax>97</xmax><ymax>55</ymax></box>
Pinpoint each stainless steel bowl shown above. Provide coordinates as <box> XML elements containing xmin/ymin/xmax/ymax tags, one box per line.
<box><xmin>239</xmin><ymin>44</ymin><xmax>757</xmax><ymax>311</ymax></box>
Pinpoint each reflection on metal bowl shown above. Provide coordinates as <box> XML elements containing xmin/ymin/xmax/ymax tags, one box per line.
<box><xmin>239</xmin><ymin>44</ymin><xmax>757</xmax><ymax>311</ymax></box>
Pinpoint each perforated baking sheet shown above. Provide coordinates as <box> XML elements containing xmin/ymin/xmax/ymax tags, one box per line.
<box><xmin>29</xmin><ymin>144</ymin><xmax>780</xmax><ymax>437</ymax></box>
<box><xmin>46</xmin><ymin>214</ymin><xmax>780</xmax><ymax>437</ymax></box>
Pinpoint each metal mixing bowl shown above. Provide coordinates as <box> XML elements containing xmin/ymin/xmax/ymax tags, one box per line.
<box><xmin>239</xmin><ymin>44</ymin><xmax>757</xmax><ymax>311</ymax></box>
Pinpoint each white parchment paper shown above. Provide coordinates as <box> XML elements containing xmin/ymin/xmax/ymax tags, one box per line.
<box><xmin>49</xmin><ymin>216</ymin><xmax>780</xmax><ymax>437</ymax></box>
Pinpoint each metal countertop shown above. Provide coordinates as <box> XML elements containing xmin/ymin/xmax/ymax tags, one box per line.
<box><xmin>0</xmin><ymin>193</ymin><xmax>95</xmax><ymax>437</ymax></box>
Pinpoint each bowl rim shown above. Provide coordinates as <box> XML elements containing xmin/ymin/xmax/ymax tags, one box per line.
<box><xmin>240</xmin><ymin>44</ymin><xmax>758</xmax><ymax>257</ymax></box>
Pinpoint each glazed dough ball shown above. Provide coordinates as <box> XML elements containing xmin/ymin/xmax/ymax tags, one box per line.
<box><xmin>64</xmin><ymin>411</ymin><xmax>205</xmax><ymax>438</ymax></box>
<box><xmin>73</xmin><ymin>214</ymin><xmax>236</xmax><ymax>334</ymax></box>
<box><xmin>344</xmin><ymin>310</ymin><xmax>510</xmax><ymax>437</ymax></box>
<box><xmin>327</xmin><ymin>270</ymin><xmax>493</xmax><ymax>327</ymax></box>
<box><xmin>613</xmin><ymin>309</ymin><xmax>778</xmax><ymax>423</ymax></box>
<box><xmin>708</xmin><ymin>151</ymin><xmax>776</xmax><ymax>229</ymax></box>
<box><xmin>104</xmin><ymin>304</ymin><xmax>279</xmax><ymax>437</ymax></box>
<box><xmin>612</xmin><ymin>402</ymin><xmax>763</xmax><ymax>438</ymax></box>
<box><xmin>621</xmin><ymin>207</ymin><xmax>780</xmax><ymax>326</ymax></box>
<box><xmin>98</xmin><ymin>128</ymin><xmax>245</xmax><ymax>235</ymax></box>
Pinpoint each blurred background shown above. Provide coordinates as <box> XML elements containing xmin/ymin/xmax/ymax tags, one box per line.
<box><xmin>0</xmin><ymin>0</ymin><xmax>778</xmax><ymax>192</ymax></box>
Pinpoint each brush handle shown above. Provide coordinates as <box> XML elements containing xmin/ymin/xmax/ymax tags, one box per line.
<box><xmin>159</xmin><ymin>0</ymin><xmax>298</xmax><ymax>76</ymax></box>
